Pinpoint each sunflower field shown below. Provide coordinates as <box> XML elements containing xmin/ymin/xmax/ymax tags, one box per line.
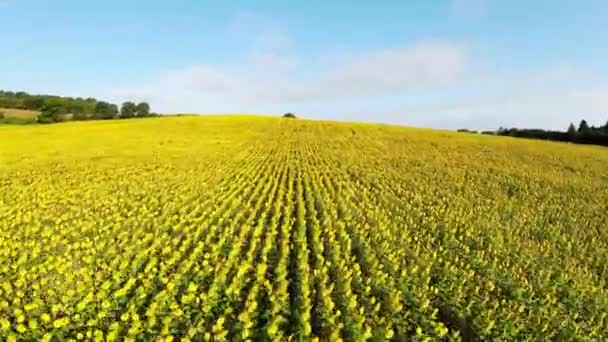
<box><xmin>1</xmin><ymin>116</ymin><xmax>607</xmax><ymax>341</ymax></box>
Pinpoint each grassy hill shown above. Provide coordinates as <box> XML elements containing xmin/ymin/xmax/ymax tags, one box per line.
<box><xmin>1</xmin><ymin>116</ymin><xmax>607</xmax><ymax>340</ymax></box>
<box><xmin>0</xmin><ymin>107</ymin><xmax>39</xmax><ymax>124</ymax></box>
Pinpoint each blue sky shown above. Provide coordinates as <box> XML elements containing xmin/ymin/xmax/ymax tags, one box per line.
<box><xmin>1</xmin><ymin>0</ymin><xmax>607</xmax><ymax>130</ymax></box>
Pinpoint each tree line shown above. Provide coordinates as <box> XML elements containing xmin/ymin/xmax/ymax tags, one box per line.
<box><xmin>461</xmin><ymin>119</ymin><xmax>608</xmax><ymax>147</ymax></box>
<box><xmin>495</xmin><ymin>120</ymin><xmax>608</xmax><ymax>147</ymax></box>
<box><xmin>0</xmin><ymin>90</ymin><xmax>157</xmax><ymax>124</ymax></box>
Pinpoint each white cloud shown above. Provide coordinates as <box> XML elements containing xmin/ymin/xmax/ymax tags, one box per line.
<box><xmin>574</xmin><ymin>89</ymin><xmax>608</xmax><ymax>110</ymax></box>
<box><xmin>373</xmin><ymin>86</ymin><xmax>608</xmax><ymax>130</ymax></box>
<box><xmin>104</xmin><ymin>10</ymin><xmax>607</xmax><ymax>130</ymax></box>
<box><xmin>307</xmin><ymin>42</ymin><xmax>467</xmax><ymax>100</ymax></box>
<box><xmin>162</xmin><ymin>66</ymin><xmax>241</xmax><ymax>94</ymax></box>
<box><xmin>107</xmin><ymin>41</ymin><xmax>468</xmax><ymax>111</ymax></box>
<box><xmin>251</xmin><ymin>52</ymin><xmax>299</xmax><ymax>74</ymax></box>
<box><xmin>108</xmin><ymin>55</ymin><xmax>608</xmax><ymax>130</ymax></box>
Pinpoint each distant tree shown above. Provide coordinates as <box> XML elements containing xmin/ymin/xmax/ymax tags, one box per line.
<box><xmin>94</xmin><ymin>101</ymin><xmax>118</xmax><ymax>119</ymax></box>
<box><xmin>578</xmin><ymin>120</ymin><xmax>590</xmax><ymax>134</ymax></box>
<box><xmin>283</xmin><ymin>113</ymin><xmax>296</xmax><ymax>118</ymax></box>
<box><xmin>604</xmin><ymin>120</ymin><xmax>608</xmax><ymax>134</ymax></box>
<box><xmin>121</xmin><ymin>101</ymin><xmax>137</xmax><ymax>118</ymax></box>
<box><xmin>457</xmin><ymin>129</ymin><xmax>477</xmax><ymax>133</ymax></box>
<box><xmin>109</xmin><ymin>104</ymin><xmax>119</xmax><ymax>117</ymax></box>
<box><xmin>487</xmin><ymin>118</ymin><xmax>608</xmax><ymax>147</ymax></box>
<box><xmin>72</xmin><ymin>112</ymin><xmax>89</xmax><ymax>121</ymax></box>
<box><xmin>135</xmin><ymin>102</ymin><xmax>150</xmax><ymax>117</ymax></box>
<box><xmin>0</xmin><ymin>89</ymin><xmax>141</xmax><ymax>123</ymax></box>
<box><xmin>23</xmin><ymin>97</ymin><xmax>45</xmax><ymax>110</ymax></box>
<box><xmin>66</xmin><ymin>100</ymin><xmax>89</xmax><ymax>115</ymax></box>
<box><xmin>82</xmin><ymin>99</ymin><xmax>97</xmax><ymax>114</ymax></box>
<box><xmin>567</xmin><ymin>123</ymin><xmax>577</xmax><ymax>138</ymax></box>
<box><xmin>38</xmin><ymin>105</ymin><xmax>66</xmax><ymax>123</ymax></box>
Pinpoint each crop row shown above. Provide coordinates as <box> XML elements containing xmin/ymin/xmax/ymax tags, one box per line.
<box><xmin>1</xmin><ymin>117</ymin><xmax>607</xmax><ymax>340</ymax></box>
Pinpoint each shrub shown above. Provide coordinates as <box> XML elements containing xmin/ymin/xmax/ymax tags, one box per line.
<box><xmin>457</xmin><ymin>129</ymin><xmax>478</xmax><ymax>133</ymax></box>
<box><xmin>38</xmin><ymin>105</ymin><xmax>66</xmax><ymax>124</ymax></box>
<box><xmin>283</xmin><ymin>113</ymin><xmax>297</xmax><ymax>119</ymax></box>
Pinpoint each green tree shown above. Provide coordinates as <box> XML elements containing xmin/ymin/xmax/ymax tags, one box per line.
<box><xmin>121</xmin><ymin>101</ymin><xmax>137</xmax><ymax>118</ymax></box>
<box><xmin>38</xmin><ymin>105</ymin><xmax>66</xmax><ymax>123</ymax></box>
<box><xmin>578</xmin><ymin>120</ymin><xmax>590</xmax><ymax>134</ymax></box>
<box><xmin>72</xmin><ymin>112</ymin><xmax>89</xmax><ymax>121</ymax></box>
<box><xmin>67</xmin><ymin>101</ymin><xmax>87</xmax><ymax>115</ymax></box>
<box><xmin>567</xmin><ymin>123</ymin><xmax>577</xmax><ymax>138</ymax></box>
<box><xmin>94</xmin><ymin>101</ymin><xmax>118</xmax><ymax>119</ymax></box>
<box><xmin>135</xmin><ymin>102</ymin><xmax>150</xmax><ymax>117</ymax></box>
<box><xmin>109</xmin><ymin>104</ymin><xmax>118</xmax><ymax>118</ymax></box>
<box><xmin>0</xmin><ymin>89</ymin><xmax>123</xmax><ymax>123</ymax></box>
<box><xmin>23</xmin><ymin>97</ymin><xmax>45</xmax><ymax>110</ymax></box>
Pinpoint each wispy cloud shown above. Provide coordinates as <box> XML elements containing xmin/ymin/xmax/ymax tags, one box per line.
<box><xmin>432</xmin><ymin>89</ymin><xmax>608</xmax><ymax>130</ymax></box>
<box><xmin>105</xmin><ymin>9</ymin><xmax>608</xmax><ymax>130</ymax></box>
<box><xmin>108</xmin><ymin>41</ymin><xmax>467</xmax><ymax>110</ymax></box>
<box><xmin>107</xmin><ymin>41</ymin><xmax>608</xmax><ymax>130</ymax></box>
<box><xmin>305</xmin><ymin>42</ymin><xmax>467</xmax><ymax>100</ymax></box>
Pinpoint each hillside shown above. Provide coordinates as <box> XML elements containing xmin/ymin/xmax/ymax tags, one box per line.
<box><xmin>0</xmin><ymin>107</ymin><xmax>39</xmax><ymax>123</ymax></box>
<box><xmin>1</xmin><ymin>116</ymin><xmax>607</xmax><ymax>340</ymax></box>
<box><xmin>0</xmin><ymin>107</ymin><xmax>39</xmax><ymax>118</ymax></box>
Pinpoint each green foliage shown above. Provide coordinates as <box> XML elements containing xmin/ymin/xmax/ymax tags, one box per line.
<box><xmin>72</xmin><ymin>112</ymin><xmax>90</xmax><ymax>121</ymax></box>
<box><xmin>121</xmin><ymin>101</ymin><xmax>137</xmax><ymax>118</ymax></box>
<box><xmin>489</xmin><ymin>119</ymin><xmax>608</xmax><ymax>147</ymax></box>
<box><xmin>23</xmin><ymin>97</ymin><xmax>45</xmax><ymax>110</ymax></box>
<box><xmin>578</xmin><ymin>119</ymin><xmax>590</xmax><ymax>134</ymax></box>
<box><xmin>0</xmin><ymin>117</ymin><xmax>37</xmax><ymax>125</ymax></box>
<box><xmin>0</xmin><ymin>89</ymin><xmax>154</xmax><ymax>124</ymax></box>
<box><xmin>283</xmin><ymin>113</ymin><xmax>296</xmax><ymax>118</ymax></box>
<box><xmin>457</xmin><ymin>129</ymin><xmax>477</xmax><ymax>133</ymax></box>
<box><xmin>136</xmin><ymin>102</ymin><xmax>150</xmax><ymax>117</ymax></box>
<box><xmin>0</xmin><ymin>90</ymin><xmax>96</xmax><ymax>114</ymax></box>
<box><xmin>94</xmin><ymin>101</ymin><xmax>119</xmax><ymax>120</ymax></box>
<box><xmin>567</xmin><ymin>123</ymin><xmax>577</xmax><ymax>137</ymax></box>
<box><xmin>38</xmin><ymin>105</ymin><xmax>67</xmax><ymax>124</ymax></box>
